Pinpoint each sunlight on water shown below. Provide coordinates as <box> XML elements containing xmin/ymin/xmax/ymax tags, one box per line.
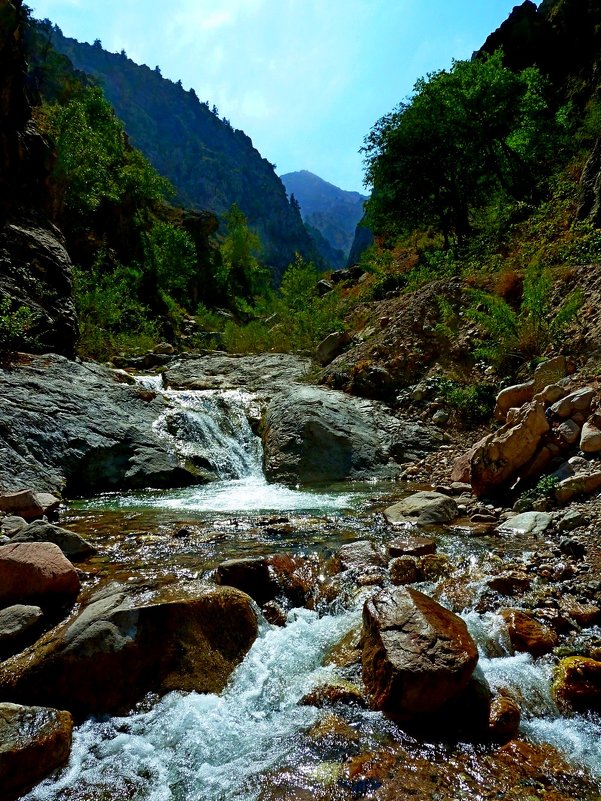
<box><xmin>26</xmin><ymin>606</ymin><xmax>362</xmax><ymax>801</ymax></box>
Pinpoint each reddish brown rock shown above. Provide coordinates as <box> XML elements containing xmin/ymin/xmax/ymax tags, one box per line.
<box><xmin>0</xmin><ymin>702</ymin><xmax>73</xmax><ymax>801</ymax></box>
<box><xmin>389</xmin><ymin>556</ymin><xmax>420</xmax><ymax>586</ymax></box>
<box><xmin>487</xmin><ymin>572</ymin><xmax>531</xmax><ymax>596</ymax></box>
<box><xmin>0</xmin><ymin>489</ymin><xmax>60</xmax><ymax>521</ymax></box>
<box><xmin>580</xmin><ymin>420</ymin><xmax>601</xmax><ymax>453</ymax></box>
<box><xmin>362</xmin><ymin>587</ymin><xmax>478</xmax><ymax>717</ymax></box>
<box><xmin>0</xmin><ymin>542</ymin><xmax>80</xmax><ymax>606</ymax></box>
<box><xmin>488</xmin><ymin>694</ymin><xmax>521</xmax><ymax>742</ymax></box>
<box><xmin>499</xmin><ymin>608</ymin><xmax>558</xmax><ymax>657</ymax></box>
<box><xmin>388</xmin><ymin>535</ymin><xmax>436</xmax><ymax>558</ymax></box>
<box><xmin>331</xmin><ymin>540</ymin><xmax>387</xmax><ymax>573</ymax></box>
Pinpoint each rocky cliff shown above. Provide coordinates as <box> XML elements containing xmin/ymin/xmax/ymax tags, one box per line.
<box><xmin>0</xmin><ymin>0</ymin><xmax>77</xmax><ymax>356</ymax></box>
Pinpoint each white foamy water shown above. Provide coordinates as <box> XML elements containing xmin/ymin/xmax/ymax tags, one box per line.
<box><xmin>26</xmin><ymin>605</ymin><xmax>361</xmax><ymax>801</ymax></box>
<box><xmin>466</xmin><ymin>611</ymin><xmax>601</xmax><ymax>779</ymax></box>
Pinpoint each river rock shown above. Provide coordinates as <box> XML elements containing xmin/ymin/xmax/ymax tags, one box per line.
<box><xmin>389</xmin><ymin>556</ymin><xmax>420</xmax><ymax>585</ymax></box>
<box><xmin>0</xmin><ymin>354</ymin><xmax>207</xmax><ymax>495</ymax></box>
<box><xmin>332</xmin><ymin>541</ymin><xmax>387</xmax><ymax>573</ymax></box>
<box><xmin>553</xmin><ymin>656</ymin><xmax>601</xmax><ymax>713</ymax></box>
<box><xmin>488</xmin><ymin>694</ymin><xmax>521</xmax><ymax>742</ymax></box>
<box><xmin>0</xmin><ymin>702</ymin><xmax>73</xmax><ymax>801</ymax></box>
<box><xmin>555</xmin><ymin>470</ymin><xmax>601</xmax><ymax>504</ymax></box>
<box><xmin>0</xmin><ymin>542</ymin><xmax>80</xmax><ymax>606</ymax></box>
<box><xmin>216</xmin><ymin>554</ymin><xmax>318</xmax><ymax>609</ymax></box>
<box><xmin>384</xmin><ymin>491</ymin><xmax>458</xmax><ymax>526</ymax></box>
<box><xmin>0</xmin><ymin>581</ymin><xmax>258</xmax><ymax>718</ymax></box>
<box><xmin>499</xmin><ymin>608</ymin><xmax>558</xmax><ymax>656</ymax></box>
<box><xmin>580</xmin><ymin>419</ymin><xmax>601</xmax><ymax>453</ymax></box>
<box><xmin>497</xmin><ymin>512</ymin><xmax>552</xmax><ymax>536</ymax></box>
<box><xmin>263</xmin><ymin>386</ymin><xmax>443</xmax><ymax>484</ymax></box>
<box><xmin>460</xmin><ymin>400</ymin><xmax>550</xmax><ymax>497</ymax></box>
<box><xmin>0</xmin><ymin>490</ymin><xmax>60</xmax><ymax>521</ymax></box>
<box><xmin>164</xmin><ymin>353</ymin><xmax>312</xmax><ymax>396</ymax></box>
<box><xmin>362</xmin><ymin>586</ymin><xmax>479</xmax><ymax>717</ymax></box>
<box><xmin>10</xmin><ymin>520</ymin><xmax>96</xmax><ymax>560</ymax></box>
<box><xmin>388</xmin><ymin>535</ymin><xmax>436</xmax><ymax>557</ymax></box>
<box><xmin>0</xmin><ymin>516</ymin><xmax>27</xmax><ymax>536</ymax></box>
<box><xmin>0</xmin><ymin>604</ymin><xmax>43</xmax><ymax>656</ymax></box>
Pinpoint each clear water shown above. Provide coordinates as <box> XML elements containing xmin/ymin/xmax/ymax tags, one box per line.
<box><xmin>26</xmin><ymin>605</ymin><xmax>363</xmax><ymax>801</ymax></box>
<box><xmin>22</xmin><ymin>382</ymin><xmax>601</xmax><ymax>798</ymax></box>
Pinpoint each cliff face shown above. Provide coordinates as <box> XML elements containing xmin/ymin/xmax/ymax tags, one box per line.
<box><xmin>0</xmin><ymin>0</ymin><xmax>77</xmax><ymax>356</ymax></box>
<box><xmin>480</xmin><ymin>0</ymin><xmax>601</xmax><ymax>105</ymax></box>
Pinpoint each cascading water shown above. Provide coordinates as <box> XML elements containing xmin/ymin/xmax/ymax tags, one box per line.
<box><xmin>26</xmin><ymin>376</ymin><xmax>601</xmax><ymax>799</ymax></box>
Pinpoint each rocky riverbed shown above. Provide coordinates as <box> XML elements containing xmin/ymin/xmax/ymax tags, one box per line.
<box><xmin>0</xmin><ymin>352</ymin><xmax>600</xmax><ymax>800</ymax></box>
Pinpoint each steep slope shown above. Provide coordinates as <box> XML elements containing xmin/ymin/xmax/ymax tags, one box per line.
<box><xmin>46</xmin><ymin>25</ymin><xmax>315</xmax><ymax>276</ymax></box>
<box><xmin>280</xmin><ymin>170</ymin><xmax>368</xmax><ymax>265</ymax></box>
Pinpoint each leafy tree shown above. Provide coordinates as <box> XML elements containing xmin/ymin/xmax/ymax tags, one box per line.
<box><xmin>143</xmin><ymin>222</ymin><xmax>196</xmax><ymax>297</ymax></box>
<box><xmin>363</xmin><ymin>52</ymin><xmax>561</xmax><ymax>247</ymax></box>
<box><xmin>220</xmin><ymin>204</ymin><xmax>269</xmax><ymax>302</ymax></box>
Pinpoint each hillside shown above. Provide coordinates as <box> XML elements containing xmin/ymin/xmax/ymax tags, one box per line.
<box><xmin>280</xmin><ymin>170</ymin><xmax>368</xmax><ymax>266</ymax></box>
<box><xmin>45</xmin><ymin>25</ymin><xmax>315</xmax><ymax>276</ymax></box>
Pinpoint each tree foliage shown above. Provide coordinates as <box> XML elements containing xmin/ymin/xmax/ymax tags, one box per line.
<box><xmin>362</xmin><ymin>52</ymin><xmax>564</xmax><ymax>246</ymax></box>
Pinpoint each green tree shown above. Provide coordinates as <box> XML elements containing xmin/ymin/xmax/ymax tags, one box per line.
<box><xmin>362</xmin><ymin>52</ymin><xmax>559</xmax><ymax>247</ymax></box>
<box><xmin>220</xmin><ymin>204</ymin><xmax>269</xmax><ymax>302</ymax></box>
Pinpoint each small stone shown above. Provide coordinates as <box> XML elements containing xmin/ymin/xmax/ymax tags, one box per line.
<box><xmin>0</xmin><ymin>605</ymin><xmax>43</xmax><ymax>649</ymax></box>
<box><xmin>580</xmin><ymin>420</ymin><xmax>601</xmax><ymax>453</ymax></box>
<box><xmin>487</xmin><ymin>572</ymin><xmax>531</xmax><ymax>596</ymax></box>
<box><xmin>384</xmin><ymin>492</ymin><xmax>458</xmax><ymax>526</ymax></box>
<box><xmin>488</xmin><ymin>694</ymin><xmax>521</xmax><ymax>742</ymax></box>
<box><xmin>497</xmin><ymin>512</ymin><xmax>552</xmax><ymax>536</ymax></box>
<box><xmin>551</xmin><ymin>387</ymin><xmax>596</xmax><ymax>419</ymax></box>
<box><xmin>0</xmin><ymin>516</ymin><xmax>28</xmax><ymax>537</ymax></box>
<box><xmin>388</xmin><ymin>535</ymin><xmax>436</xmax><ymax>558</ymax></box>
<box><xmin>389</xmin><ymin>557</ymin><xmax>420</xmax><ymax>585</ymax></box>
<box><xmin>558</xmin><ymin>511</ymin><xmax>587</xmax><ymax>532</ymax></box>
<box><xmin>553</xmin><ymin>656</ymin><xmax>601</xmax><ymax>713</ymax></box>
<box><xmin>432</xmin><ymin>409</ymin><xmax>450</xmax><ymax>425</ymax></box>
<box><xmin>419</xmin><ymin>553</ymin><xmax>450</xmax><ymax>581</ymax></box>
<box><xmin>499</xmin><ymin>608</ymin><xmax>558</xmax><ymax>656</ymax></box>
<box><xmin>557</xmin><ymin>419</ymin><xmax>581</xmax><ymax>447</ymax></box>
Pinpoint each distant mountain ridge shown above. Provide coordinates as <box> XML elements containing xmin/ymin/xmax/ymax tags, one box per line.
<box><xmin>47</xmin><ymin>26</ymin><xmax>315</xmax><ymax>276</ymax></box>
<box><xmin>280</xmin><ymin>170</ymin><xmax>368</xmax><ymax>267</ymax></box>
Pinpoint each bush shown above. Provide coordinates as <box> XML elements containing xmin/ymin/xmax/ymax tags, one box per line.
<box><xmin>0</xmin><ymin>297</ymin><xmax>37</xmax><ymax>356</ymax></box>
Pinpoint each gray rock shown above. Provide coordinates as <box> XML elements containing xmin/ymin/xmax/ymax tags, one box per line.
<box><xmin>0</xmin><ymin>702</ymin><xmax>73</xmax><ymax>799</ymax></box>
<box><xmin>551</xmin><ymin>387</ymin><xmax>596</xmax><ymax>419</ymax></box>
<box><xmin>0</xmin><ymin>605</ymin><xmax>43</xmax><ymax>647</ymax></box>
<box><xmin>315</xmin><ymin>331</ymin><xmax>350</xmax><ymax>366</ymax></box>
<box><xmin>0</xmin><ymin>516</ymin><xmax>28</xmax><ymax>537</ymax></box>
<box><xmin>557</xmin><ymin>419</ymin><xmax>581</xmax><ymax>446</ymax></box>
<box><xmin>497</xmin><ymin>511</ymin><xmax>553</xmax><ymax>536</ymax></box>
<box><xmin>11</xmin><ymin>520</ymin><xmax>96</xmax><ymax>560</ymax></box>
<box><xmin>333</xmin><ymin>541</ymin><xmax>387</xmax><ymax>572</ymax></box>
<box><xmin>263</xmin><ymin>386</ymin><xmax>443</xmax><ymax>484</ymax></box>
<box><xmin>0</xmin><ymin>354</ymin><xmax>207</xmax><ymax>495</ymax></box>
<box><xmin>164</xmin><ymin>353</ymin><xmax>312</xmax><ymax>397</ymax></box>
<box><xmin>384</xmin><ymin>491</ymin><xmax>459</xmax><ymax>526</ymax></box>
<box><xmin>558</xmin><ymin>510</ymin><xmax>587</xmax><ymax>532</ymax></box>
<box><xmin>580</xmin><ymin>420</ymin><xmax>601</xmax><ymax>454</ymax></box>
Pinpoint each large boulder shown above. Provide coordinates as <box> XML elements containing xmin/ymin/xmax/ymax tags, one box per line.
<box><xmin>0</xmin><ymin>581</ymin><xmax>258</xmax><ymax>719</ymax></box>
<box><xmin>553</xmin><ymin>656</ymin><xmax>601</xmax><ymax>714</ymax></box>
<box><xmin>0</xmin><ymin>702</ymin><xmax>73</xmax><ymax>801</ymax></box>
<box><xmin>456</xmin><ymin>400</ymin><xmax>550</xmax><ymax>497</ymax></box>
<box><xmin>0</xmin><ymin>354</ymin><xmax>209</xmax><ymax>495</ymax></box>
<box><xmin>499</xmin><ymin>608</ymin><xmax>558</xmax><ymax>657</ymax></box>
<box><xmin>263</xmin><ymin>386</ymin><xmax>443</xmax><ymax>484</ymax></box>
<box><xmin>362</xmin><ymin>587</ymin><xmax>479</xmax><ymax>717</ymax></box>
<box><xmin>0</xmin><ymin>542</ymin><xmax>80</xmax><ymax>606</ymax></box>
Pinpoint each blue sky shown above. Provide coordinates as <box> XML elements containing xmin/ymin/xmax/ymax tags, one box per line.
<box><xmin>29</xmin><ymin>0</ymin><xmax>523</xmax><ymax>193</ymax></box>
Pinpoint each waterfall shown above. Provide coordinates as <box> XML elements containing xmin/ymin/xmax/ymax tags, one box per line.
<box><xmin>154</xmin><ymin>387</ymin><xmax>264</xmax><ymax>481</ymax></box>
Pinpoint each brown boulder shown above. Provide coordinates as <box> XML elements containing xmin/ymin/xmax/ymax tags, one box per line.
<box><xmin>0</xmin><ymin>542</ymin><xmax>80</xmax><ymax>606</ymax></box>
<box><xmin>332</xmin><ymin>540</ymin><xmax>387</xmax><ymax>573</ymax></box>
<box><xmin>0</xmin><ymin>582</ymin><xmax>258</xmax><ymax>719</ymax></box>
<box><xmin>216</xmin><ymin>554</ymin><xmax>318</xmax><ymax>609</ymax></box>
<box><xmin>362</xmin><ymin>587</ymin><xmax>478</xmax><ymax>717</ymax></box>
<box><xmin>499</xmin><ymin>608</ymin><xmax>558</xmax><ymax>656</ymax></box>
<box><xmin>580</xmin><ymin>420</ymin><xmax>601</xmax><ymax>453</ymax></box>
<box><xmin>467</xmin><ymin>400</ymin><xmax>550</xmax><ymax>497</ymax></box>
<box><xmin>389</xmin><ymin>556</ymin><xmax>420</xmax><ymax>586</ymax></box>
<box><xmin>555</xmin><ymin>470</ymin><xmax>601</xmax><ymax>504</ymax></box>
<box><xmin>488</xmin><ymin>694</ymin><xmax>521</xmax><ymax>742</ymax></box>
<box><xmin>0</xmin><ymin>702</ymin><xmax>73</xmax><ymax>801</ymax></box>
<box><xmin>388</xmin><ymin>535</ymin><xmax>436</xmax><ymax>557</ymax></box>
<box><xmin>0</xmin><ymin>489</ymin><xmax>60</xmax><ymax>521</ymax></box>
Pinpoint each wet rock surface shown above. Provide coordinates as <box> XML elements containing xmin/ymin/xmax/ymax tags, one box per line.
<box><xmin>361</xmin><ymin>586</ymin><xmax>479</xmax><ymax>717</ymax></box>
<box><xmin>0</xmin><ymin>581</ymin><xmax>259</xmax><ymax>719</ymax></box>
<box><xmin>0</xmin><ymin>542</ymin><xmax>80</xmax><ymax>606</ymax></box>
<box><xmin>0</xmin><ymin>702</ymin><xmax>73</xmax><ymax>801</ymax></box>
<box><xmin>0</xmin><ymin>354</ymin><xmax>207</xmax><ymax>495</ymax></box>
